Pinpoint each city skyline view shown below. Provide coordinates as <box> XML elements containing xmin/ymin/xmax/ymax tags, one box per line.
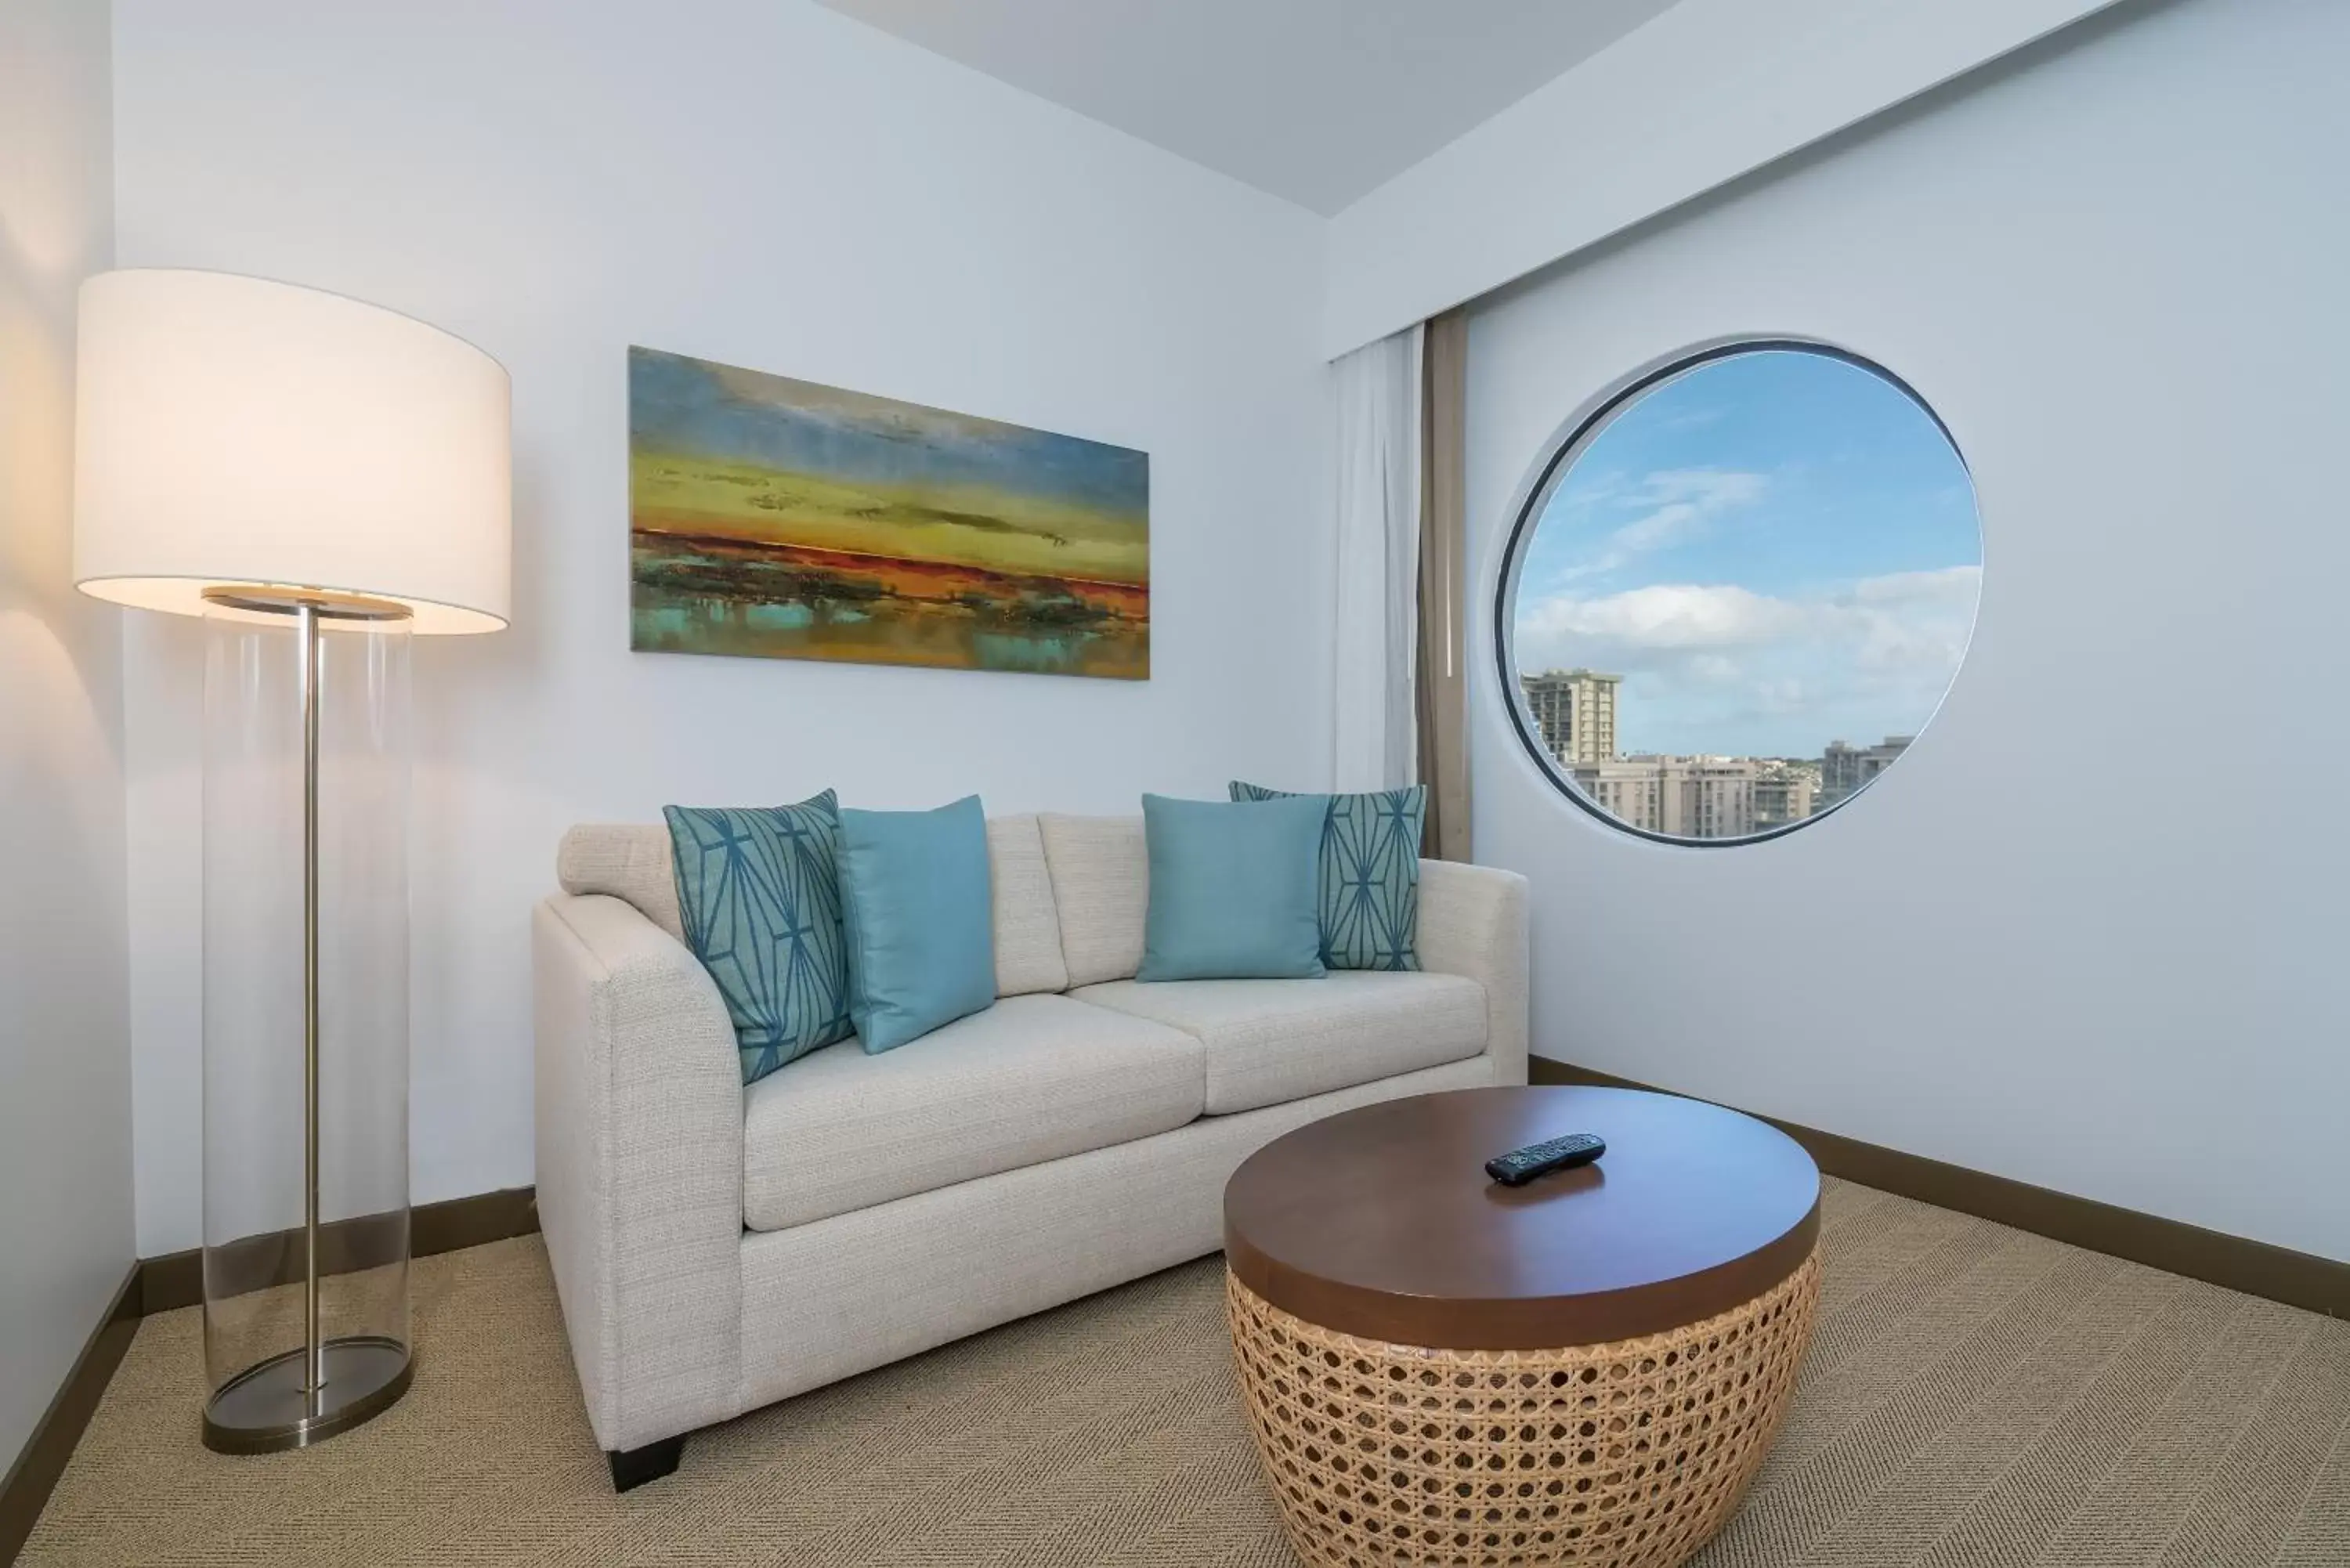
<box><xmin>1519</xmin><ymin>664</ymin><xmax>1914</xmax><ymax>838</ymax></box>
<box><xmin>1511</xmin><ymin>349</ymin><xmax>1983</xmax><ymax>761</ymax></box>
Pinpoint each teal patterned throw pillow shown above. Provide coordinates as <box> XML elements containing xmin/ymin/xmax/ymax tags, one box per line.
<box><xmin>1230</xmin><ymin>782</ymin><xmax>1425</xmax><ymax>972</ymax></box>
<box><xmin>664</xmin><ymin>792</ymin><xmax>855</xmax><ymax>1084</ymax></box>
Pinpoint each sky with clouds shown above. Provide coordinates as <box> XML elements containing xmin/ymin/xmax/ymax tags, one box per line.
<box><xmin>1512</xmin><ymin>349</ymin><xmax>1982</xmax><ymax>760</ymax></box>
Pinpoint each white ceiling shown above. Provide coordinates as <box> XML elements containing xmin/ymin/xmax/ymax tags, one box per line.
<box><xmin>814</xmin><ymin>0</ymin><xmax>1686</xmax><ymax>215</ymax></box>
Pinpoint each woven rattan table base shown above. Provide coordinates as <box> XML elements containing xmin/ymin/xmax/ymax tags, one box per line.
<box><xmin>1227</xmin><ymin>1250</ymin><xmax>1820</xmax><ymax>1568</ymax></box>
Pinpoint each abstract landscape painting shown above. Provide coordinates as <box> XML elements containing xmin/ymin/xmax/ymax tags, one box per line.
<box><xmin>629</xmin><ymin>347</ymin><xmax>1149</xmax><ymax>678</ymax></box>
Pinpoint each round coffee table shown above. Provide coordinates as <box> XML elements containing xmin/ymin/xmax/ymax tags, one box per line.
<box><xmin>1224</xmin><ymin>1086</ymin><xmax>1820</xmax><ymax>1568</ymax></box>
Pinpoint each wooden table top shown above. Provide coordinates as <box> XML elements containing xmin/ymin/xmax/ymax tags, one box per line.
<box><xmin>1223</xmin><ymin>1086</ymin><xmax>1820</xmax><ymax>1349</ymax></box>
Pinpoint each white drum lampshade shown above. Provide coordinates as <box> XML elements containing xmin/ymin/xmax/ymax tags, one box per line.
<box><xmin>74</xmin><ymin>268</ymin><xmax>512</xmax><ymax>630</ymax></box>
<box><xmin>73</xmin><ymin>269</ymin><xmax>512</xmax><ymax>1454</ymax></box>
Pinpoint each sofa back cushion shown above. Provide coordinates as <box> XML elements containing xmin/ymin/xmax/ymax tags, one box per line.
<box><xmin>1038</xmin><ymin>814</ymin><xmax>1148</xmax><ymax>986</ymax></box>
<box><xmin>985</xmin><ymin>815</ymin><xmax>1070</xmax><ymax>996</ymax></box>
<box><xmin>555</xmin><ymin>813</ymin><xmax>1070</xmax><ymax>999</ymax></box>
<box><xmin>558</xmin><ymin>823</ymin><xmax>684</xmax><ymax>940</ymax></box>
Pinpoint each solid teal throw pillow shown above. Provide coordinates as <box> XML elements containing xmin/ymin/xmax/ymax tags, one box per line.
<box><xmin>1231</xmin><ymin>781</ymin><xmax>1425</xmax><ymax>972</ymax></box>
<box><xmin>665</xmin><ymin>793</ymin><xmax>855</xmax><ymax>1085</ymax></box>
<box><xmin>1137</xmin><ymin>793</ymin><xmax>1326</xmax><ymax>982</ymax></box>
<box><xmin>837</xmin><ymin>796</ymin><xmax>997</xmax><ymax>1053</ymax></box>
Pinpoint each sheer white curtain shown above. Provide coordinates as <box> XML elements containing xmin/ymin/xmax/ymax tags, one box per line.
<box><xmin>1329</xmin><ymin>325</ymin><xmax>1423</xmax><ymax>793</ymax></box>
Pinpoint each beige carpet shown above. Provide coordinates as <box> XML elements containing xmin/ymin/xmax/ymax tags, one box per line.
<box><xmin>22</xmin><ymin>1178</ymin><xmax>2350</xmax><ymax>1566</ymax></box>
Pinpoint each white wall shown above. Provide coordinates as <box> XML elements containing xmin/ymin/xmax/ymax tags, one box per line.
<box><xmin>1467</xmin><ymin>0</ymin><xmax>2350</xmax><ymax>1262</ymax></box>
<box><xmin>110</xmin><ymin>0</ymin><xmax>1332</xmax><ymax>1253</ymax></box>
<box><xmin>1323</xmin><ymin>0</ymin><xmax>2125</xmax><ymax>359</ymax></box>
<box><xmin>0</xmin><ymin>0</ymin><xmax>134</xmax><ymax>1474</ymax></box>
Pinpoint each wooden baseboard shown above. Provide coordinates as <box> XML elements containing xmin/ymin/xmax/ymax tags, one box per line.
<box><xmin>2</xmin><ymin>1186</ymin><xmax>538</xmax><ymax>1564</ymax></box>
<box><xmin>0</xmin><ymin>1266</ymin><xmax>139</xmax><ymax>1566</ymax></box>
<box><xmin>1529</xmin><ymin>1058</ymin><xmax>2348</xmax><ymax>1318</ymax></box>
<box><xmin>138</xmin><ymin>1186</ymin><xmax>540</xmax><ymax>1314</ymax></box>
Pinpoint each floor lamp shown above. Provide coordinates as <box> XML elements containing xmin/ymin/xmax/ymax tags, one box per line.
<box><xmin>72</xmin><ymin>269</ymin><xmax>511</xmax><ymax>1452</ymax></box>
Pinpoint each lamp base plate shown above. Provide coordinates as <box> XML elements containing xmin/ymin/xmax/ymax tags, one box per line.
<box><xmin>202</xmin><ymin>1335</ymin><xmax>414</xmax><ymax>1454</ymax></box>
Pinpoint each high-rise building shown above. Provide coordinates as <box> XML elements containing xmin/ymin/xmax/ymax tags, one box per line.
<box><xmin>1752</xmin><ymin>761</ymin><xmax>1820</xmax><ymax>831</ymax></box>
<box><xmin>1519</xmin><ymin>668</ymin><xmax>1621</xmax><ymax>766</ymax></box>
<box><xmin>1820</xmin><ymin>736</ymin><xmax>1912</xmax><ymax>807</ymax></box>
<box><xmin>1572</xmin><ymin>753</ymin><xmax>1817</xmax><ymax>839</ymax></box>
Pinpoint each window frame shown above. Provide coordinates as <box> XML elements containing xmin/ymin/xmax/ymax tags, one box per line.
<box><xmin>1491</xmin><ymin>338</ymin><xmax>1972</xmax><ymax>849</ymax></box>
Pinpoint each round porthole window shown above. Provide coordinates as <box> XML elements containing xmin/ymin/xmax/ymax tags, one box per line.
<box><xmin>1497</xmin><ymin>342</ymin><xmax>1981</xmax><ymax>844</ymax></box>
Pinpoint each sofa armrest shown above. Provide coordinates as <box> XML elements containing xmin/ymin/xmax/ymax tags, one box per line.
<box><xmin>533</xmin><ymin>894</ymin><xmax>744</xmax><ymax>1452</ymax></box>
<box><xmin>1416</xmin><ymin>860</ymin><xmax>1530</xmax><ymax>1085</ymax></box>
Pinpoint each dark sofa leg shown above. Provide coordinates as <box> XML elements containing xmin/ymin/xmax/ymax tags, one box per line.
<box><xmin>608</xmin><ymin>1435</ymin><xmax>684</xmax><ymax>1493</ymax></box>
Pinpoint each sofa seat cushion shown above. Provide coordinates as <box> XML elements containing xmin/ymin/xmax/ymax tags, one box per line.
<box><xmin>1068</xmin><ymin>973</ymin><xmax>1487</xmax><ymax>1115</ymax></box>
<box><xmin>742</xmin><ymin>992</ymin><xmax>1206</xmax><ymax>1232</ymax></box>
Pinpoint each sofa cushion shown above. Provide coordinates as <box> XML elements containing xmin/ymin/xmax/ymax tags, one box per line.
<box><xmin>742</xmin><ymin>992</ymin><xmax>1205</xmax><ymax>1232</ymax></box>
<box><xmin>560</xmin><ymin>816</ymin><xmax>1070</xmax><ymax>1001</ymax></box>
<box><xmin>1231</xmin><ymin>781</ymin><xmax>1426</xmax><ymax>972</ymax></box>
<box><xmin>1069</xmin><ymin>972</ymin><xmax>1487</xmax><ymax>1115</ymax></box>
<box><xmin>986</xmin><ymin>815</ymin><xmax>1069</xmax><ymax>996</ymax></box>
<box><xmin>838</xmin><ymin>797</ymin><xmax>996</xmax><ymax>1053</ymax></box>
<box><xmin>665</xmin><ymin>796</ymin><xmax>855</xmax><ymax>1085</ymax></box>
<box><xmin>558</xmin><ymin>824</ymin><xmax>684</xmax><ymax>941</ymax></box>
<box><xmin>1138</xmin><ymin>793</ymin><xmax>1326</xmax><ymax>981</ymax></box>
<box><xmin>1039</xmin><ymin>814</ymin><xmax>1148</xmax><ymax>985</ymax></box>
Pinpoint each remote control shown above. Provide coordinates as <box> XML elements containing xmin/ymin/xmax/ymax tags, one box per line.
<box><xmin>1485</xmin><ymin>1132</ymin><xmax>1607</xmax><ymax>1186</ymax></box>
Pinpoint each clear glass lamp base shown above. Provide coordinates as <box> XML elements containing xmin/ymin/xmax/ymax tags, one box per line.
<box><xmin>201</xmin><ymin>596</ymin><xmax>416</xmax><ymax>1460</ymax></box>
<box><xmin>201</xmin><ymin>1336</ymin><xmax>414</xmax><ymax>1454</ymax></box>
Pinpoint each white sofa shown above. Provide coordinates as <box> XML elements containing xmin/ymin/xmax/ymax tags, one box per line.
<box><xmin>533</xmin><ymin>811</ymin><xmax>1529</xmax><ymax>1489</ymax></box>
